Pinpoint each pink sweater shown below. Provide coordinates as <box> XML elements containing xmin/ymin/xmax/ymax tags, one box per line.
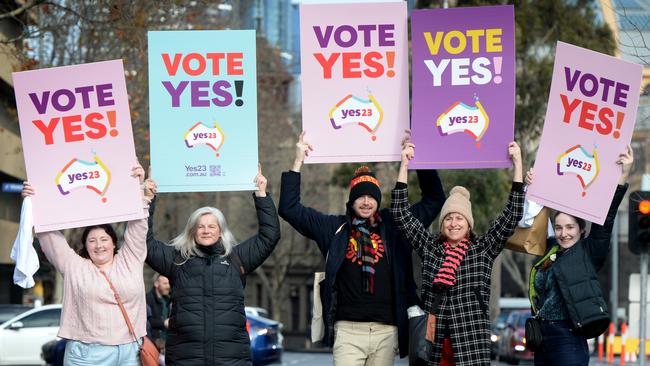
<box><xmin>37</xmin><ymin>200</ymin><xmax>149</xmax><ymax>345</ymax></box>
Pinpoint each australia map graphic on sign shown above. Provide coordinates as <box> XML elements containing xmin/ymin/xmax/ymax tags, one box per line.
<box><xmin>184</xmin><ymin>122</ymin><xmax>225</xmax><ymax>157</ymax></box>
<box><xmin>556</xmin><ymin>144</ymin><xmax>600</xmax><ymax>197</ymax></box>
<box><xmin>329</xmin><ymin>92</ymin><xmax>384</xmax><ymax>141</ymax></box>
<box><xmin>55</xmin><ymin>152</ymin><xmax>111</xmax><ymax>203</ymax></box>
<box><xmin>436</xmin><ymin>95</ymin><xmax>490</xmax><ymax>148</ymax></box>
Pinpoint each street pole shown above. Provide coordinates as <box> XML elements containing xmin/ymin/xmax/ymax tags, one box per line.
<box><xmin>641</xmin><ymin>174</ymin><xmax>650</xmax><ymax>366</ymax></box>
<box><xmin>641</xmin><ymin>252</ymin><xmax>648</xmax><ymax>366</ymax></box>
<box><xmin>611</xmin><ymin>215</ymin><xmax>619</xmax><ymax>329</ymax></box>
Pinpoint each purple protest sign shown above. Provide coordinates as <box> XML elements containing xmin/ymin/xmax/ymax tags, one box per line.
<box><xmin>410</xmin><ymin>5</ymin><xmax>515</xmax><ymax>169</ymax></box>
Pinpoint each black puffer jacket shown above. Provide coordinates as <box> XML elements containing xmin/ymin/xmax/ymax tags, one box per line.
<box><xmin>530</xmin><ymin>184</ymin><xmax>627</xmax><ymax>338</ymax></box>
<box><xmin>146</xmin><ymin>194</ymin><xmax>281</xmax><ymax>366</ymax></box>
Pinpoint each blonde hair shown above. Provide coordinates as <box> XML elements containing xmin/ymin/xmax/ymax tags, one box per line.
<box><xmin>170</xmin><ymin>207</ymin><xmax>237</xmax><ymax>263</ymax></box>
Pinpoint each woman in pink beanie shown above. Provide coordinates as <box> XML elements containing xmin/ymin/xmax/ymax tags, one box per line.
<box><xmin>391</xmin><ymin>141</ymin><xmax>525</xmax><ymax>366</ymax></box>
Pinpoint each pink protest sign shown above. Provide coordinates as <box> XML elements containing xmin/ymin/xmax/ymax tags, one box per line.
<box><xmin>13</xmin><ymin>60</ymin><xmax>144</xmax><ymax>232</ymax></box>
<box><xmin>299</xmin><ymin>1</ymin><xmax>409</xmax><ymax>163</ymax></box>
<box><xmin>527</xmin><ymin>42</ymin><xmax>642</xmax><ymax>225</ymax></box>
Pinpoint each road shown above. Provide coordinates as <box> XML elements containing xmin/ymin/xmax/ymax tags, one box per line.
<box><xmin>270</xmin><ymin>352</ymin><xmax>408</xmax><ymax>365</ymax></box>
<box><xmin>273</xmin><ymin>352</ymin><xmax>629</xmax><ymax>365</ymax></box>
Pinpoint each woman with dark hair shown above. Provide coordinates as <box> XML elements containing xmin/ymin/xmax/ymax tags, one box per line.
<box><xmin>526</xmin><ymin>146</ymin><xmax>633</xmax><ymax>366</ymax></box>
<box><xmin>144</xmin><ymin>165</ymin><xmax>281</xmax><ymax>366</ymax></box>
<box><xmin>391</xmin><ymin>141</ymin><xmax>525</xmax><ymax>366</ymax></box>
<box><xmin>78</xmin><ymin>224</ymin><xmax>119</xmax><ymax>259</ymax></box>
<box><xmin>21</xmin><ymin>165</ymin><xmax>151</xmax><ymax>366</ymax></box>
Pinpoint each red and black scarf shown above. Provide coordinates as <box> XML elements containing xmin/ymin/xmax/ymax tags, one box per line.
<box><xmin>433</xmin><ymin>239</ymin><xmax>470</xmax><ymax>290</ymax></box>
<box><xmin>351</xmin><ymin>213</ymin><xmax>382</xmax><ymax>294</ymax></box>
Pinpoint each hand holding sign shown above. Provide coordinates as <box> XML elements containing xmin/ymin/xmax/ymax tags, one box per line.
<box><xmin>254</xmin><ymin>164</ymin><xmax>267</xmax><ymax>198</ymax></box>
<box><xmin>21</xmin><ymin>181</ymin><xmax>35</xmax><ymax>198</ymax></box>
<box><xmin>617</xmin><ymin>145</ymin><xmax>633</xmax><ymax>185</ymax></box>
<box><xmin>293</xmin><ymin>131</ymin><xmax>314</xmax><ymax>172</ymax></box>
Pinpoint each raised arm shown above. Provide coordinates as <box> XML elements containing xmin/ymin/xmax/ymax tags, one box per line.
<box><xmin>235</xmin><ymin>165</ymin><xmax>281</xmax><ymax>272</ymax></box>
<box><xmin>116</xmin><ymin>164</ymin><xmax>151</xmax><ymax>264</ymax></box>
<box><xmin>586</xmin><ymin>146</ymin><xmax>632</xmax><ymax>269</ymax></box>
<box><xmin>279</xmin><ymin>133</ymin><xmax>341</xmax><ymax>255</ymax></box>
<box><xmin>37</xmin><ymin>231</ymin><xmax>81</xmax><ymax>275</ymax></box>
<box><xmin>144</xmin><ymin>179</ymin><xmax>177</xmax><ymax>277</ymax></box>
<box><xmin>395</xmin><ymin>131</ymin><xmax>445</xmax><ymax>225</ymax></box>
<box><xmin>291</xmin><ymin>131</ymin><xmax>313</xmax><ymax>173</ymax></box>
<box><xmin>482</xmin><ymin>142</ymin><xmax>525</xmax><ymax>258</ymax></box>
<box><xmin>234</xmin><ymin>194</ymin><xmax>281</xmax><ymax>273</ymax></box>
<box><xmin>391</xmin><ymin>144</ymin><xmax>436</xmax><ymax>259</ymax></box>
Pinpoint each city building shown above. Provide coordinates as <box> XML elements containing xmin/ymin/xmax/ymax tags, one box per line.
<box><xmin>0</xmin><ymin>2</ymin><xmax>30</xmax><ymax>304</ymax></box>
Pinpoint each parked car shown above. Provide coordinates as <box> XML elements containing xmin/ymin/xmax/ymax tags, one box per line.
<box><xmin>491</xmin><ymin>309</ymin><xmax>512</xmax><ymax>359</ymax></box>
<box><xmin>497</xmin><ymin>309</ymin><xmax>533</xmax><ymax>365</ymax></box>
<box><xmin>0</xmin><ymin>304</ymin><xmax>61</xmax><ymax>366</ymax></box>
<box><xmin>0</xmin><ymin>304</ymin><xmax>32</xmax><ymax>324</ymax></box>
<box><xmin>247</xmin><ymin>313</ymin><xmax>283</xmax><ymax>366</ymax></box>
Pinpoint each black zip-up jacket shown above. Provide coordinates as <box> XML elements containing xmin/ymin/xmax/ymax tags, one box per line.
<box><xmin>530</xmin><ymin>184</ymin><xmax>627</xmax><ymax>338</ymax></box>
<box><xmin>278</xmin><ymin>170</ymin><xmax>444</xmax><ymax>358</ymax></box>
<box><xmin>146</xmin><ymin>194</ymin><xmax>281</xmax><ymax>366</ymax></box>
<box><xmin>145</xmin><ymin>288</ymin><xmax>169</xmax><ymax>342</ymax></box>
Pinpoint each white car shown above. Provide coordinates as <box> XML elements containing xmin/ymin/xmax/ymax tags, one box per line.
<box><xmin>0</xmin><ymin>304</ymin><xmax>61</xmax><ymax>365</ymax></box>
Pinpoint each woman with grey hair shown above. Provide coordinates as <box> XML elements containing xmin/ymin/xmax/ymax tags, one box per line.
<box><xmin>144</xmin><ymin>165</ymin><xmax>281</xmax><ymax>366</ymax></box>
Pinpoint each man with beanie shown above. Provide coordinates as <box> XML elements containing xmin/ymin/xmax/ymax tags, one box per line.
<box><xmin>279</xmin><ymin>132</ymin><xmax>445</xmax><ymax>365</ymax></box>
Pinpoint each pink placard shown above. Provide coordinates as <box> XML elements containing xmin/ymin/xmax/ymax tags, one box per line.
<box><xmin>527</xmin><ymin>42</ymin><xmax>642</xmax><ymax>225</ymax></box>
<box><xmin>299</xmin><ymin>2</ymin><xmax>409</xmax><ymax>163</ymax></box>
<box><xmin>13</xmin><ymin>60</ymin><xmax>144</xmax><ymax>232</ymax></box>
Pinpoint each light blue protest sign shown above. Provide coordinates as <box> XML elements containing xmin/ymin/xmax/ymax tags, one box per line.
<box><xmin>148</xmin><ymin>30</ymin><xmax>258</xmax><ymax>192</ymax></box>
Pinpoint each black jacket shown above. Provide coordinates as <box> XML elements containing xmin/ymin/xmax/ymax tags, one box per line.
<box><xmin>146</xmin><ymin>194</ymin><xmax>281</xmax><ymax>366</ymax></box>
<box><xmin>530</xmin><ymin>184</ymin><xmax>627</xmax><ymax>338</ymax></box>
<box><xmin>278</xmin><ymin>170</ymin><xmax>444</xmax><ymax>358</ymax></box>
<box><xmin>145</xmin><ymin>288</ymin><xmax>168</xmax><ymax>342</ymax></box>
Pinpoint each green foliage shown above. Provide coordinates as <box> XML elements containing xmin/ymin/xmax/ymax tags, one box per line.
<box><xmin>439</xmin><ymin>169</ymin><xmax>510</xmax><ymax>233</ymax></box>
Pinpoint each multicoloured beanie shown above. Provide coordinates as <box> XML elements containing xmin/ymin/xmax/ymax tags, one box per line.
<box><xmin>348</xmin><ymin>166</ymin><xmax>382</xmax><ymax>207</ymax></box>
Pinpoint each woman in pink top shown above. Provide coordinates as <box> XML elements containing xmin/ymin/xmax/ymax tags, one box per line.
<box><xmin>22</xmin><ymin>165</ymin><xmax>152</xmax><ymax>366</ymax></box>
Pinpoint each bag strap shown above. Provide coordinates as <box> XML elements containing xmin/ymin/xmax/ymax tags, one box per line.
<box><xmin>99</xmin><ymin>270</ymin><xmax>141</xmax><ymax>346</ymax></box>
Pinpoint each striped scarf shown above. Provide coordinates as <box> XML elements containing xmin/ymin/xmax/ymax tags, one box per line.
<box><xmin>433</xmin><ymin>239</ymin><xmax>470</xmax><ymax>289</ymax></box>
<box><xmin>351</xmin><ymin>214</ymin><xmax>381</xmax><ymax>294</ymax></box>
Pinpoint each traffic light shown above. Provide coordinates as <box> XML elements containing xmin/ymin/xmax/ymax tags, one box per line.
<box><xmin>629</xmin><ymin>191</ymin><xmax>650</xmax><ymax>254</ymax></box>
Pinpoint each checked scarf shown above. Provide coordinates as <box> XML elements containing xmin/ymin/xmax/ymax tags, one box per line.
<box><xmin>351</xmin><ymin>214</ymin><xmax>381</xmax><ymax>294</ymax></box>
